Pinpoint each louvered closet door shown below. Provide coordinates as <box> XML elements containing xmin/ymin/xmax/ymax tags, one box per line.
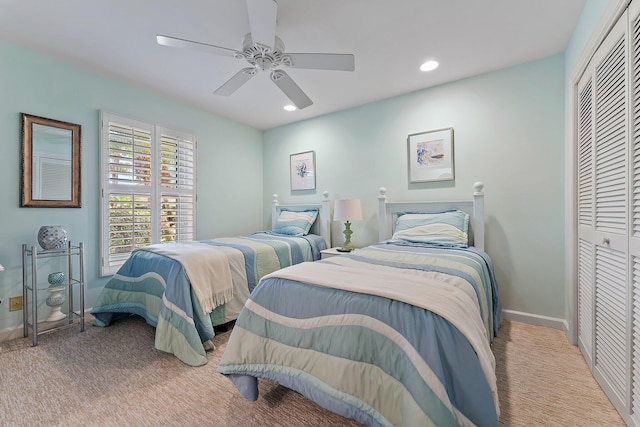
<box><xmin>577</xmin><ymin>67</ymin><xmax>595</xmax><ymax>366</ymax></box>
<box><xmin>592</xmin><ymin>11</ymin><xmax>630</xmax><ymax>416</ymax></box>
<box><xmin>629</xmin><ymin>2</ymin><xmax>640</xmax><ymax>424</ymax></box>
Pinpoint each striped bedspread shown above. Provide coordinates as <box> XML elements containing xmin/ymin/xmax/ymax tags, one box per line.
<box><xmin>217</xmin><ymin>242</ymin><xmax>501</xmax><ymax>426</ymax></box>
<box><xmin>91</xmin><ymin>232</ymin><xmax>326</xmax><ymax>366</ymax></box>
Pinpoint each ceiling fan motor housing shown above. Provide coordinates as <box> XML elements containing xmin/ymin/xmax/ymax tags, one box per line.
<box><xmin>240</xmin><ymin>33</ymin><xmax>289</xmax><ymax>71</ymax></box>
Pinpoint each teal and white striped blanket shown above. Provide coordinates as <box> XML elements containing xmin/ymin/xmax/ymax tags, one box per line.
<box><xmin>218</xmin><ymin>242</ymin><xmax>501</xmax><ymax>426</ymax></box>
<box><xmin>91</xmin><ymin>232</ymin><xmax>326</xmax><ymax>366</ymax></box>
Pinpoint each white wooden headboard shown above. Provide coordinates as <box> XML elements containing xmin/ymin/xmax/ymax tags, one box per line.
<box><xmin>377</xmin><ymin>182</ymin><xmax>485</xmax><ymax>251</ymax></box>
<box><xmin>271</xmin><ymin>191</ymin><xmax>331</xmax><ymax>248</ymax></box>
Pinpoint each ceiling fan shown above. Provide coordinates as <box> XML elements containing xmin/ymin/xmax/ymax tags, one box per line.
<box><xmin>156</xmin><ymin>0</ymin><xmax>355</xmax><ymax>110</ymax></box>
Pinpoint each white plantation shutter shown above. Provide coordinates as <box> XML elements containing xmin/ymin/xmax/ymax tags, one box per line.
<box><xmin>161</xmin><ymin>195</ymin><xmax>195</xmax><ymax>242</ymax></box>
<box><xmin>108</xmin><ymin>123</ymin><xmax>152</xmax><ymax>186</ymax></box>
<box><xmin>100</xmin><ymin>113</ymin><xmax>197</xmax><ymax>276</ymax></box>
<box><xmin>102</xmin><ymin>117</ymin><xmax>153</xmax><ymax>272</ymax></box>
<box><xmin>107</xmin><ymin>193</ymin><xmax>152</xmax><ymax>263</ymax></box>
<box><xmin>158</xmin><ymin>129</ymin><xmax>196</xmax><ymax>243</ymax></box>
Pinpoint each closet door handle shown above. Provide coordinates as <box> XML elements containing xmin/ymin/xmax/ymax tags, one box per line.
<box><xmin>602</xmin><ymin>237</ymin><xmax>610</xmax><ymax>245</ymax></box>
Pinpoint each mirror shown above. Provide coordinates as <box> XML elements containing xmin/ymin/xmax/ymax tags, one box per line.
<box><xmin>21</xmin><ymin>113</ymin><xmax>81</xmax><ymax>208</ymax></box>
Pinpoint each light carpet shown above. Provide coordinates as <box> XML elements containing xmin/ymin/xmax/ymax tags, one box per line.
<box><xmin>0</xmin><ymin>317</ymin><xmax>624</xmax><ymax>426</ymax></box>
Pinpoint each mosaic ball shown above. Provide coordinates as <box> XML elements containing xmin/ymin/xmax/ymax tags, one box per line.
<box><xmin>37</xmin><ymin>225</ymin><xmax>68</xmax><ymax>251</ymax></box>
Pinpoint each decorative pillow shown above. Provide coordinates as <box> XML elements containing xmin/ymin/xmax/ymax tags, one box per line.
<box><xmin>392</xmin><ymin>210</ymin><xmax>469</xmax><ymax>247</ymax></box>
<box><xmin>272</xmin><ymin>209</ymin><xmax>319</xmax><ymax>236</ymax></box>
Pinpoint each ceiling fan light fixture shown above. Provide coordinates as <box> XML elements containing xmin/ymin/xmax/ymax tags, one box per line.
<box><xmin>284</xmin><ymin>104</ymin><xmax>297</xmax><ymax>111</ymax></box>
<box><xmin>420</xmin><ymin>60</ymin><xmax>439</xmax><ymax>72</ymax></box>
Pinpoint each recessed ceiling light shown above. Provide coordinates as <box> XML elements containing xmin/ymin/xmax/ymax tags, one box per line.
<box><xmin>284</xmin><ymin>105</ymin><xmax>297</xmax><ymax>111</ymax></box>
<box><xmin>420</xmin><ymin>60</ymin><xmax>439</xmax><ymax>72</ymax></box>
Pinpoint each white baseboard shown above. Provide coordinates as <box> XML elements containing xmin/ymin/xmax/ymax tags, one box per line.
<box><xmin>0</xmin><ymin>324</ymin><xmax>25</xmax><ymax>342</ymax></box>
<box><xmin>502</xmin><ymin>309</ymin><xmax>566</xmax><ymax>331</ymax></box>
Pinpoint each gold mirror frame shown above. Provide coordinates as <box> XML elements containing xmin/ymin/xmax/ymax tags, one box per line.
<box><xmin>21</xmin><ymin>113</ymin><xmax>81</xmax><ymax>208</ymax></box>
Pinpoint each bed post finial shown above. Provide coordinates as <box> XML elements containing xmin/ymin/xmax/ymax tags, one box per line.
<box><xmin>378</xmin><ymin>187</ymin><xmax>388</xmax><ymax>242</ymax></box>
<box><xmin>472</xmin><ymin>182</ymin><xmax>485</xmax><ymax>251</ymax></box>
<box><xmin>473</xmin><ymin>182</ymin><xmax>484</xmax><ymax>195</ymax></box>
<box><xmin>321</xmin><ymin>191</ymin><xmax>331</xmax><ymax>248</ymax></box>
<box><xmin>378</xmin><ymin>187</ymin><xmax>387</xmax><ymax>199</ymax></box>
<box><xmin>271</xmin><ymin>194</ymin><xmax>279</xmax><ymax>229</ymax></box>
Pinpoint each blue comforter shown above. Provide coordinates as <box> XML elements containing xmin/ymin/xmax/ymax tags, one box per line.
<box><xmin>91</xmin><ymin>233</ymin><xmax>326</xmax><ymax>366</ymax></box>
<box><xmin>217</xmin><ymin>242</ymin><xmax>501</xmax><ymax>426</ymax></box>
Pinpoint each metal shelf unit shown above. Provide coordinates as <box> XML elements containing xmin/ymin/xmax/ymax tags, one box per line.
<box><xmin>22</xmin><ymin>241</ymin><xmax>85</xmax><ymax>346</ymax></box>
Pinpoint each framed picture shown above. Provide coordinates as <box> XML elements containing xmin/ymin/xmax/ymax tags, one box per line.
<box><xmin>290</xmin><ymin>150</ymin><xmax>316</xmax><ymax>190</ymax></box>
<box><xmin>407</xmin><ymin>127</ymin><xmax>454</xmax><ymax>183</ymax></box>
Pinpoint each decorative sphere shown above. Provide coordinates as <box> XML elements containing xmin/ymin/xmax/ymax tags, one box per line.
<box><xmin>37</xmin><ymin>226</ymin><xmax>68</xmax><ymax>251</ymax></box>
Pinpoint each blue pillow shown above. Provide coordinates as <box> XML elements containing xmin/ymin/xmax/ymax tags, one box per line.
<box><xmin>272</xmin><ymin>209</ymin><xmax>319</xmax><ymax>236</ymax></box>
<box><xmin>392</xmin><ymin>210</ymin><xmax>469</xmax><ymax>247</ymax></box>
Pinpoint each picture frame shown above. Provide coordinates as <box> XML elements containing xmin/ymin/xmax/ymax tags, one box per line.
<box><xmin>290</xmin><ymin>150</ymin><xmax>316</xmax><ymax>191</ymax></box>
<box><xmin>407</xmin><ymin>127</ymin><xmax>454</xmax><ymax>183</ymax></box>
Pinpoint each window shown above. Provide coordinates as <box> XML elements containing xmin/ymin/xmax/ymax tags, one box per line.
<box><xmin>100</xmin><ymin>112</ymin><xmax>196</xmax><ymax>276</ymax></box>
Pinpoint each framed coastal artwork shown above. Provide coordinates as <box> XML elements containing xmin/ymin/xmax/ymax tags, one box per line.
<box><xmin>407</xmin><ymin>127</ymin><xmax>454</xmax><ymax>183</ymax></box>
<box><xmin>290</xmin><ymin>150</ymin><xmax>316</xmax><ymax>190</ymax></box>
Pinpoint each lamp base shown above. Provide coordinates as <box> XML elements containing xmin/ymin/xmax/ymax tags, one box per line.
<box><xmin>341</xmin><ymin>221</ymin><xmax>355</xmax><ymax>252</ymax></box>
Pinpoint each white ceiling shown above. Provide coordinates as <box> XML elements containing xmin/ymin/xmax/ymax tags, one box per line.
<box><xmin>0</xmin><ymin>0</ymin><xmax>586</xmax><ymax>130</ymax></box>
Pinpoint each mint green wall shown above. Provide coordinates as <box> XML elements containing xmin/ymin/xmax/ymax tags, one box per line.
<box><xmin>565</xmin><ymin>0</ymin><xmax>613</xmax><ymax>73</ymax></box>
<box><xmin>0</xmin><ymin>40</ymin><xmax>263</xmax><ymax>332</ymax></box>
<box><xmin>263</xmin><ymin>54</ymin><xmax>566</xmax><ymax>319</ymax></box>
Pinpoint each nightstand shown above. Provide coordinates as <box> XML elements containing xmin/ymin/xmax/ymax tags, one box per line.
<box><xmin>320</xmin><ymin>247</ymin><xmax>355</xmax><ymax>259</ymax></box>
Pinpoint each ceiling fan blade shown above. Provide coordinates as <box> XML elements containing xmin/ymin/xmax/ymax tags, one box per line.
<box><xmin>270</xmin><ymin>70</ymin><xmax>313</xmax><ymax>109</ymax></box>
<box><xmin>214</xmin><ymin>67</ymin><xmax>257</xmax><ymax>96</ymax></box>
<box><xmin>156</xmin><ymin>35</ymin><xmax>238</xmax><ymax>58</ymax></box>
<box><xmin>246</xmin><ymin>0</ymin><xmax>277</xmax><ymax>51</ymax></box>
<box><xmin>285</xmin><ymin>53</ymin><xmax>355</xmax><ymax>71</ymax></box>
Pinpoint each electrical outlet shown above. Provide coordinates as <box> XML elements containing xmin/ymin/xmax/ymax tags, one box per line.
<box><xmin>9</xmin><ymin>296</ymin><xmax>23</xmax><ymax>312</ymax></box>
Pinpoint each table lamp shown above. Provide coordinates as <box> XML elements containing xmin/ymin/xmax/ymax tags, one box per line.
<box><xmin>333</xmin><ymin>199</ymin><xmax>363</xmax><ymax>252</ymax></box>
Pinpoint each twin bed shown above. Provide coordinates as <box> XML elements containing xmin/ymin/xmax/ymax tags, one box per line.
<box><xmin>218</xmin><ymin>183</ymin><xmax>502</xmax><ymax>427</ymax></box>
<box><xmin>92</xmin><ymin>184</ymin><xmax>501</xmax><ymax>426</ymax></box>
<box><xmin>90</xmin><ymin>192</ymin><xmax>331</xmax><ymax>366</ymax></box>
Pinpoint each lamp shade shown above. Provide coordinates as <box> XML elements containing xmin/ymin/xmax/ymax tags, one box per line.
<box><xmin>333</xmin><ymin>199</ymin><xmax>363</xmax><ymax>222</ymax></box>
